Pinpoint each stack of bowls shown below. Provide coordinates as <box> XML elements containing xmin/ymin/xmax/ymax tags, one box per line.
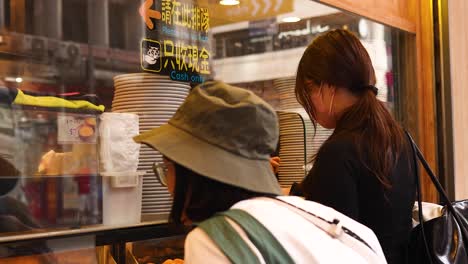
<box><xmin>112</xmin><ymin>73</ymin><xmax>190</xmax><ymax>218</ymax></box>
<box><xmin>274</xmin><ymin>77</ymin><xmax>301</xmax><ymax>111</ymax></box>
<box><xmin>277</xmin><ymin>111</ymin><xmax>307</xmax><ymax>186</ymax></box>
<box><xmin>274</xmin><ymin>77</ymin><xmax>333</xmax><ymax>179</ymax></box>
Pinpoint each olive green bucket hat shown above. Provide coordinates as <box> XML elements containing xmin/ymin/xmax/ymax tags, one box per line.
<box><xmin>134</xmin><ymin>81</ymin><xmax>281</xmax><ymax>195</ymax></box>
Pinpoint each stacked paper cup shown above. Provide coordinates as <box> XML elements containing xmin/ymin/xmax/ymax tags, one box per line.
<box><xmin>112</xmin><ymin>73</ymin><xmax>190</xmax><ymax>219</ymax></box>
<box><xmin>274</xmin><ymin>77</ymin><xmax>333</xmax><ymax>182</ymax></box>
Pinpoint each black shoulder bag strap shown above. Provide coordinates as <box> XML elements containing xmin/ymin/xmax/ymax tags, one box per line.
<box><xmin>405</xmin><ymin>131</ymin><xmax>433</xmax><ymax>264</ymax></box>
<box><xmin>405</xmin><ymin>131</ymin><xmax>468</xmax><ymax>263</ymax></box>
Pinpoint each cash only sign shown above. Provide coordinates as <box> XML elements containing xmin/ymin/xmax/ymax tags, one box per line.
<box><xmin>139</xmin><ymin>0</ymin><xmax>210</xmax><ymax>84</ymax></box>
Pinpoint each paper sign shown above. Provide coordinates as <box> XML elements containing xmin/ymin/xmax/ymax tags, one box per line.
<box><xmin>57</xmin><ymin>115</ymin><xmax>97</xmax><ymax>144</ymax></box>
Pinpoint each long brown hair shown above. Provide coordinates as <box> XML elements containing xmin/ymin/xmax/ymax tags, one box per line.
<box><xmin>295</xmin><ymin>29</ymin><xmax>405</xmax><ymax>189</ymax></box>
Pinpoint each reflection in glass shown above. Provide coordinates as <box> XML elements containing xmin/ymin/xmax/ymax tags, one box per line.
<box><xmin>0</xmin><ymin>0</ymin><xmax>409</xmax><ymax>253</ymax></box>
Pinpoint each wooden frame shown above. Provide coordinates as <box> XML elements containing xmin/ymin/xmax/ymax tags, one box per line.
<box><xmin>318</xmin><ymin>0</ymin><xmax>417</xmax><ymax>33</ymax></box>
<box><xmin>447</xmin><ymin>0</ymin><xmax>468</xmax><ymax>200</ymax></box>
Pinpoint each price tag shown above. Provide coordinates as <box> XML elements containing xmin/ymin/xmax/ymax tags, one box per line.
<box><xmin>57</xmin><ymin>115</ymin><xmax>97</xmax><ymax>144</ymax></box>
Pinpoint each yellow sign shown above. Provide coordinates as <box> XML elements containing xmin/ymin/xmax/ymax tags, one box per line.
<box><xmin>161</xmin><ymin>39</ymin><xmax>211</xmax><ymax>75</ymax></box>
<box><xmin>141</xmin><ymin>38</ymin><xmax>211</xmax><ymax>83</ymax></box>
<box><xmin>139</xmin><ymin>0</ymin><xmax>211</xmax><ymax>83</ymax></box>
<box><xmin>161</xmin><ymin>0</ymin><xmax>210</xmax><ymax>32</ymax></box>
<box><xmin>139</xmin><ymin>0</ymin><xmax>162</xmax><ymax>30</ymax></box>
<box><xmin>139</xmin><ymin>0</ymin><xmax>210</xmax><ymax>32</ymax></box>
<box><xmin>208</xmin><ymin>0</ymin><xmax>294</xmax><ymax>26</ymax></box>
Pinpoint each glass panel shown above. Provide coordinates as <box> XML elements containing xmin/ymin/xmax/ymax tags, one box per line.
<box><xmin>0</xmin><ymin>235</ymin><xmax>110</xmax><ymax>264</ymax></box>
<box><xmin>0</xmin><ymin>0</ymin><xmax>412</xmax><ymax>245</ymax></box>
<box><xmin>129</xmin><ymin>235</ymin><xmax>185</xmax><ymax>264</ymax></box>
<box><xmin>209</xmin><ymin>1</ymin><xmax>400</xmax><ymax>175</ymax></box>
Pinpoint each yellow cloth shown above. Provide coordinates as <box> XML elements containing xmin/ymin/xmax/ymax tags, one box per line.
<box><xmin>13</xmin><ymin>90</ymin><xmax>105</xmax><ymax>112</ymax></box>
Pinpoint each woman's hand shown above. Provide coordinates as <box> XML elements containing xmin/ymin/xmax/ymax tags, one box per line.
<box><xmin>281</xmin><ymin>186</ymin><xmax>291</xmax><ymax>195</ymax></box>
<box><xmin>162</xmin><ymin>259</ymin><xmax>184</xmax><ymax>264</ymax></box>
<box><xmin>269</xmin><ymin>156</ymin><xmax>280</xmax><ymax>174</ymax></box>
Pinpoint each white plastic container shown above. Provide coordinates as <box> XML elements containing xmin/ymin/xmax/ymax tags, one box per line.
<box><xmin>101</xmin><ymin>171</ymin><xmax>145</xmax><ymax>226</ymax></box>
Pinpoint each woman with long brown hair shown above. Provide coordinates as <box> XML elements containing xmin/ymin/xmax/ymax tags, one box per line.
<box><xmin>294</xmin><ymin>29</ymin><xmax>415</xmax><ymax>264</ymax></box>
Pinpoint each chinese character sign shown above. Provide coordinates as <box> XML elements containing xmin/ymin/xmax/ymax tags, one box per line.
<box><xmin>141</xmin><ymin>39</ymin><xmax>210</xmax><ymax>83</ymax></box>
<box><xmin>160</xmin><ymin>0</ymin><xmax>210</xmax><ymax>32</ymax></box>
<box><xmin>139</xmin><ymin>0</ymin><xmax>211</xmax><ymax>83</ymax></box>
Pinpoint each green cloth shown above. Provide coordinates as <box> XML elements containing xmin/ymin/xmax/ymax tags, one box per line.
<box><xmin>198</xmin><ymin>209</ymin><xmax>294</xmax><ymax>264</ymax></box>
<box><xmin>14</xmin><ymin>90</ymin><xmax>105</xmax><ymax>112</ymax></box>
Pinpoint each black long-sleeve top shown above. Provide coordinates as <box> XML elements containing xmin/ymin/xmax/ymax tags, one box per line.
<box><xmin>300</xmin><ymin>132</ymin><xmax>416</xmax><ymax>264</ymax></box>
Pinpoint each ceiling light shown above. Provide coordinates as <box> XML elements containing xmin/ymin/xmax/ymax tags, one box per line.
<box><xmin>282</xmin><ymin>17</ymin><xmax>301</xmax><ymax>23</ymax></box>
<box><xmin>5</xmin><ymin>77</ymin><xmax>23</xmax><ymax>83</ymax></box>
<box><xmin>358</xmin><ymin>19</ymin><xmax>369</xmax><ymax>38</ymax></box>
<box><xmin>219</xmin><ymin>0</ymin><xmax>239</xmax><ymax>6</ymax></box>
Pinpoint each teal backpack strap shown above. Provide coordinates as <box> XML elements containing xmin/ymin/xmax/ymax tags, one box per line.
<box><xmin>198</xmin><ymin>209</ymin><xmax>294</xmax><ymax>264</ymax></box>
<box><xmin>219</xmin><ymin>209</ymin><xmax>294</xmax><ymax>264</ymax></box>
<box><xmin>198</xmin><ymin>214</ymin><xmax>261</xmax><ymax>264</ymax></box>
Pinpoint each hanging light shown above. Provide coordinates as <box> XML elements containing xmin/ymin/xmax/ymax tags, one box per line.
<box><xmin>358</xmin><ymin>19</ymin><xmax>369</xmax><ymax>38</ymax></box>
<box><xmin>219</xmin><ymin>0</ymin><xmax>240</xmax><ymax>6</ymax></box>
<box><xmin>5</xmin><ymin>77</ymin><xmax>23</xmax><ymax>83</ymax></box>
<box><xmin>282</xmin><ymin>17</ymin><xmax>301</xmax><ymax>23</ymax></box>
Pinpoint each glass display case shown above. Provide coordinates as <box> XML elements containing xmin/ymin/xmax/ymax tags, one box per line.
<box><xmin>0</xmin><ymin>105</ymin><xmax>101</xmax><ymax>231</ymax></box>
<box><xmin>0</xmin><ymin>0</ymin><xmax>413</xmax><ymax>263</ymax></box>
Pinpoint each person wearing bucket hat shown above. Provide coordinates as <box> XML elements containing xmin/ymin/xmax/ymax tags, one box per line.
<box><xmin>134</xmin><ymin>81</ymin><xmax>386</xmax><ymax>264</ymax></box>
<box><xmin>135</xmin><ymin>80</ymin><xmax>281</xmax><ymax>195</ymax></box>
